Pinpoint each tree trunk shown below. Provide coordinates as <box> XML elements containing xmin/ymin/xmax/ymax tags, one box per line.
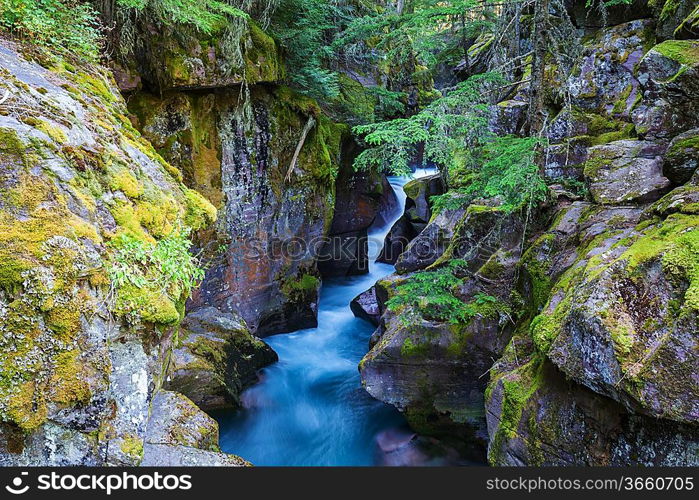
<box><xmin>529</xmin><ymin>0</ymin><xmax>549</xmax><ymax>136</ymax></box>
<box><xmin>529</xmin><ymin>0</ymin><xmax>550</xmax><ymax>176</ymax></box>
<box><xmin>396</xmin><ymin>0</ymin><xmax>405</xmax><ymax>15</ymax></box>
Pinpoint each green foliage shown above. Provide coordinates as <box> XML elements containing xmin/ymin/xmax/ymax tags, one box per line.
<box><xmin>0</xmin><ymin>0</ymin><xmax>101</xmax><ymax>60</ymax></box>
<box><xmin>464</xmin><ymin>136</ymin><xmax>549</xmax><ymax>212</ymax></box>
<box><xmin>386</xmin><ymin>259</ymin><xmax>508</xmax><ymax>324</ymax></box>
<box><xmin>115</xmin><ymin>0</ymin><xmax>248</xmax><ymax>35</ymax></box>
<box><xmin>430</xmin><ymin>190</ymin><xmax>473</xmax><ymax>214</ymax></box>
<box><xmin>268</xmin><ymin>0</ymin><xmax>354</xmax><ymax>101</ymax></box>
<box><xmin>335</xmin><ymin>0</ymin><xmax>495</xmax><ymax>76</ymax></box>
<box><xmin>354</xmin><ymin>71</ymin><xmax>546</xmax><ymax>212</ymax></box>
<box><xmin>107</xmin><ymin>229</ymin><xmax>205</xmax><ymax>325</ymax></box>
<box><xmin>354</xmin><ymin>72</ymin><xmax>502</xmax><ymax>176</ymax></box>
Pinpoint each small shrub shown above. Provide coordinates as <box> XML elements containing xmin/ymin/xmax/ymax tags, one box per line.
<box><xmin>106</xmin><ymin>228</ymin><xmax>205</xmax><ymax>326</ymax></box>
<box><xmin>386</xmin><ymin>259</ymin><xmax>509</xmax><ymax>324</ymax></box>
<box><xmin>0</xmin><ymin>0</ymin><xmax>102</xmax><ymax>60</ymax></box>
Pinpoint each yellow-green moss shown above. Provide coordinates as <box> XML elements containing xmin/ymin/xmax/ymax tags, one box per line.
<box><xmin>244</xmin><ymin>22</ymin><xmax>283</xmax><ymax>84</ymax></box>
<box><xmin>183</xmin><ymin>188</ymin><xmax>217</xmax><ymax>229</ymax></box>
<box><xmin>401</xmin><ymin>337</ymin><xmax>430</xmax><ymax>357</ymax></box>
<box><xmin>652</xmin><ymin>39</ymin><xmax>699</xmax><ymax>67</ymax></box>
<box><xmin>35</xmin><ymin>119</ymin><xmax>68</xmax><ymax>143</ymax></box>
<box><xmin>49</xmin><ymin>350</ymin><xmax>92</xmax><ymax>405</ymax></box>
<box><xmin>109</xmin><ymin>167</ymin><xmax>143</xmax><ymax>199</ymax></box>
<box><xmin>119</xmin><ymin>434</ymin><xmax>144</xmax><ymax>459</ymax></box>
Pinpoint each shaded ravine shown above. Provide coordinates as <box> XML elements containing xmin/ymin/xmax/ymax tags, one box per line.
<box><xmin>215</xmin><ymin>169</ymin><xmax>458</xmax><ymax>466</ymax></box>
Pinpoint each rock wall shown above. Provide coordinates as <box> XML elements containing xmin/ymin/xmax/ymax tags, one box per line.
<box><xmin>0</xmin><ymin>38</ymin><xmax>243</xmax><ymax>465</ymax></box>
<box><xmin>130</xmin><ymin>86</ymin><xmax>346</xmax><ymax>336</ymax></box>
<box><xmin>358</xmin><ymin>6</ymin><xmax>699</xmax><ymax>465</ymax></box>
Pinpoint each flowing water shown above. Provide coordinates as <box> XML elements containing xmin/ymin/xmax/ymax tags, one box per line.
<box><xmin>216</xmin><ymin>169</ymin><xmax>451</xmax><ymax>466</ymax></box>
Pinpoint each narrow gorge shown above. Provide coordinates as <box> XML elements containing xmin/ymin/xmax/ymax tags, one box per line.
<box><xmin>0</xmin><ymin>0</ymin><xmax>698</xmax><ymax>467</ymax></box>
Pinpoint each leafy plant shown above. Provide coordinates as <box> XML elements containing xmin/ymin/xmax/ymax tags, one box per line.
<box><xmin>386</xmin><ymin>259</ymin><xmax>508</xmax><ymax>324</ymax></box>
<box><xmin>353</xmin><ymin>72</ymin><xmax>503</xmax><ymax>176</ymax></box>
<box><xmin>463</xmin><ymin>135</ymin><xmax>549</xmax><ymax>212</ymax></box>
<box><xmin>106</xmin><ymin>229</ymin><xmax>205</xmax><ymax>325</ymax></box>
<box><xmin>0</xmin><ymin>0</ymin><xmax>101</xmax><ymax>60</ymax></box>
<box><xmin>115</xmin><ymin>0</ymin><xmax>249</xmax><ymax>34</ymax></box>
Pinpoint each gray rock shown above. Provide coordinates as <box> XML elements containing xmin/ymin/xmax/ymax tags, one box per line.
<box><xmin>487</xmin><ymin>336</ymin><xmax>699</xmax><ymax>466</ymax></box>
<box><xmin>132</xmin><ymin>87</ymin><xmax>344</xmax><ymax>336</ymax></box>
<box><xmin>141</xmin><ymin>444</ymin><xmax>250</xmax><ymax>466</ymax></box>
<box><xmin>663</xmin><ymin>128</ymin><xmax>699</xmax><ymax>184</ymax></box>
<box><xmin>350</xmin><ymin>287</ymin><xmax>381</xmax><ymax>326</ymax></box>
<box><xmin>165</xmin><ymin>307</ymin><xmax>277</xmax><ymax>410</ymax></box>
<box><xmin>584</xmin><ymin>140</ymin><xmax>671</xmax><ymax>204</ymax></box>
<box><xmin>394</xmin><ymin>204</ymin><xmax>468</xmax><ymax>273</ymax></box>
<box><xmin>633</xmin><ymin>40</ymin><xmax>699</xmax><ymax>139</ymax></box>
<box><xmin>145</xmin><ymin>391</ymin><xmax>219</xmax><ymax>451</ymax></box>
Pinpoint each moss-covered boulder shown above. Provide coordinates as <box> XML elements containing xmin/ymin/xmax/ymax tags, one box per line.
<box><xmin>566</xmin><ymin>20</ymin><xmax>653</xmax><ymax>120</ymax></box>
<box><xmin>166</xmin><ymin>307</ymin><xmax>277</xmax><ymax>410</ymax></box>
<box><xmin>663</xmin><ymin>127</ymin><xmax>699</xmax><ymax>184</ymax></box>
<box><xmin>653</xmin><ymin>0</ymin><xmax>699</xmax><ymax>40</ymax></box>
<box><xmin>112</xmin><ymin>8</ymin><xmax>283</xmax><ymax>92</ymax></box>
<box><xmin>394</xmin><ymin>204</ymin><xmax>469</xmax><ymax>274</ymax></box>
<box><xmin>633</xmin><ymin>39</ymin><xmax>699</xmax><ymax>138</ymax></box>
<box><xmin>486</xmin><ymin>333</ymin><xmax>699</xmax><ymax>465</ymax></box>
<box><xmin>674</xmin><ymin>3</ymin><xmax>699</xmax><ymax>39</ymax></box>
<box><xmin>530</xmin><ymin>194</ymin><xmax>699</xmax><ymax>423</ymax></box>
<box><xmin>141</xmin><ymin>391</ymin><xmax>249</xmax><ymax>466</ymax></box>
<box><xmin>360</xmin><ymin>204</ymin><xmax>528</xmax><ymax>458</ymax></box>
<box><xmin>0</xmin><ymin>38</ymin><xmax>216</xmax><ymax>465</ymax></box>
<box><xmin>584</xmin><ymin>139</ymin><xmax>671</xmax><ymax>204</ymax></box>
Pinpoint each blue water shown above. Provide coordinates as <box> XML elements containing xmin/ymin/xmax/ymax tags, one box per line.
<box><xmin>216</xmin><ymin>170</ymin><xmax>442</xmax><ymax>466</ymax></box>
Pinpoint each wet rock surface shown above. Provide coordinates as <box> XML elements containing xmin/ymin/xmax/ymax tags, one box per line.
<box><xmin>165</xmin><ymin>307</ymin><xmax>277</xmax><ymax>410</ymax></box>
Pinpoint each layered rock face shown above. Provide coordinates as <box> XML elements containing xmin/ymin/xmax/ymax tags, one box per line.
<box><xmin>359</xmin><ymin>9</ymin><xmax>699</xmax><ymax>465</ymax></box>
<box><xmin>319</xmin><ymin>153</ymin><xmax>398</xmax><ymax>277</ymax></box>
<box><xmin>0</xmin><ymin>38</ymin><xmax>248</xmax><ymax>465</ymax></box>
<box><xmin>131</xmin><ymin>86</ymin><xmax>345</xmax><ymax>336</ymax></box>
<box><xmin>121</xmin><ymin>8</ymin><xmax>348</xmax><ymax>336</ymax></box>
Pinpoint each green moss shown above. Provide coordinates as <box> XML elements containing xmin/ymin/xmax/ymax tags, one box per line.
<box><xmin>612</xmin><ymin>84</ymin><xmax>633</xmax><ymax>115</ymax></box>
<box><xmin>401</xmin><ymin>337</ymin><xmax>430</xmax><ymax>357</ymax></box>
<box><xmin>487</xmin><ymin>355</ymin><xmax>545</xmax><ymax>465</ymax></box>
<box><xmin>109</xmin><ymin>167</ymin><xmax>143</xmax><ymax>199</ymax></box>
<box><xmin>274</xmin><ymin>86</ymin><xmax>322</xmax><ymax>117</ymax></box>
<box><xmin>244</xmin><ymin>22</ymin><xmax>283</xmax><ymax>84</ymax></box>
<box><xmin>35</xmin><ymin>119</ymin><xmax>68</xmax><ymax>143</ymax></box>
<box><xmin>183</xmin><ymin>188</ymin><xmax>217</xmax><ymax>229</ymax></box>
<box><xmin>589</xmin><ymin>123</ymin><xmax>636</xmax><ymax>146</ymax></box>
<box><xmin>119</xmin><ymin>434</ymin><xmax>144</xmax><ymax>460</ymax></box>
<box><xmin>652</xmin><ymin>39</ymin><xmax>699</xmax><ymax>67</ymax></box>
<box><xmin>50</xmin><ymin>350</ymin><xmax>92</xmax><ymax>405</ymax></box>
<box><xmin>281</xmin><ymin>273</ymin><xmax>320</xmax><ymax>299</ymax></box>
